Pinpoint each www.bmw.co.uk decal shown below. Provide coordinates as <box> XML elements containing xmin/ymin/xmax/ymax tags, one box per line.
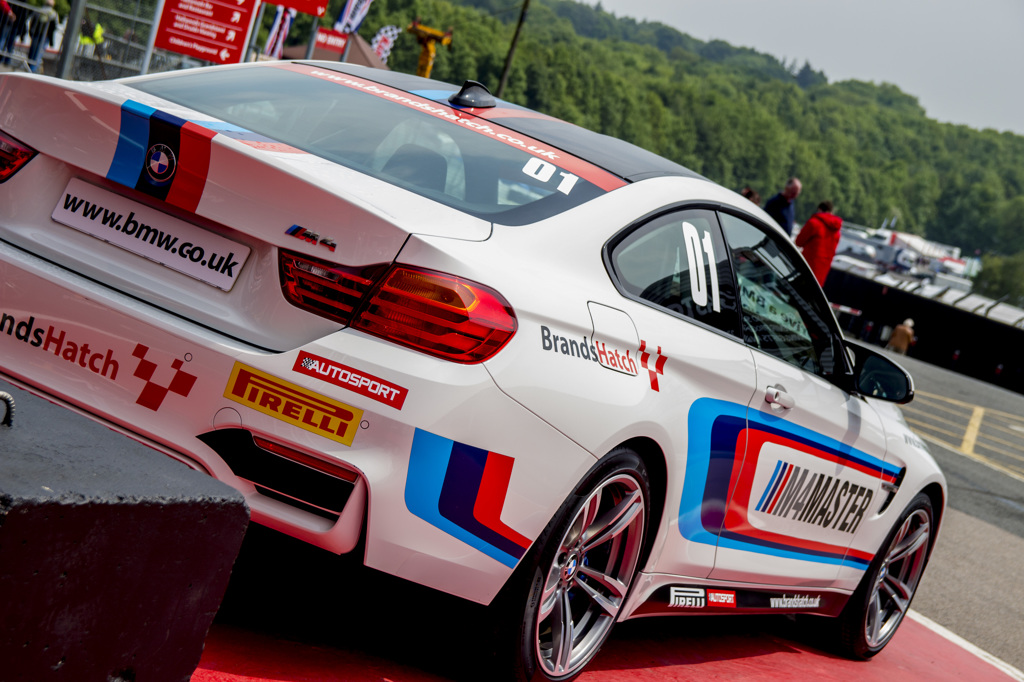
<box><xmin>405</xmin><ymin>429</ymin><xmax>531</xmax><ymax>568</ymax></box>
<box><xmin>680</xmin><ymin>398</ymin><xmax>902</xmax><ymax>569</ymax></box>
<box><xmin>106</xmin><ymin>100</ymin><xmax>216</xmax><ymax>214</ymax></box>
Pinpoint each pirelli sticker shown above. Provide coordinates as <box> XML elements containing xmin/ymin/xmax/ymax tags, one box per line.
<box><xmin>224</xmin><ymin>362</ymin><xmax>363</xmax><ymax>446</ymax></box>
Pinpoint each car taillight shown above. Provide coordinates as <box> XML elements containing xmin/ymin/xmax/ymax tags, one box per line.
<box><xmin>0</xmin><ymin>130</ymin><xmax>36</xmax><ymax>183</ymax></box>
<box><xmin>279</xmin><ymin>249</ymin><xmax>388</xmax><ymax>325</ymax></box>
<box><xmin>352</xmin><ymin>266</ymin><xmax>516</xmax><ymax>364</ymax></box>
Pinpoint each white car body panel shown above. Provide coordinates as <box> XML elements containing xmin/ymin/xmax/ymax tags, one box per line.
<box><xmin>0</xmin><ymin>63</ymin><xmax>945</xmax><ymax>636</ymax></box>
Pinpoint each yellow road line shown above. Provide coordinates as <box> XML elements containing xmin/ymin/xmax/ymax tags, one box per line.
<box><xmin>978</xmin><ymin>419</ymin><xmax>1024</xmax><ymax>441</ymax></box>
<box><xmin>914</xmin><ymin>391</ymin><xmax>984</xmax><ymax>410</ymax></box>
<box><xmin>918</xmin><ymin>390</ymin><xmax>1024</xmax><ymax>424</ymax></box>
<box><xmin>917</xmin><ymin>433</ymin><xmax>1024</xmax><ymax>486</ymax></box>
<box><xmin>904</xmin><ymin>417</ymin><xmax>969</xmax><ymax>441</ymax></box>
<box><xmin>961</xmin><ymin>406</ymin><xmax>985</xmax><ymax>455</ymax></box>
<box><xmin>971</xmin><ymin>433</ymin><xmax>1024</xmax><ymax>465</ymax></box>
<box><xmin>905</xmin><ymin>400</ymin><xmax>970</xmax><ymax>420</ymax></box>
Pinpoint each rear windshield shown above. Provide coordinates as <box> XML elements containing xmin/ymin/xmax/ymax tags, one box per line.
<box><xmin>130</xmin><ymin>65</ymin><xmax>615</xmax><ymax>225</ymax></box>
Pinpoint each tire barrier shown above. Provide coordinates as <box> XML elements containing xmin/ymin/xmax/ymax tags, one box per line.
<box><xmin>0</xmin><ymin>379</ymin><xmax>250</xmax><ymax>682</ymax></box>
<box><xmin>0</xmin><ymin>390</ymin><xmax>13</xmax><ymax>426</ymax></box>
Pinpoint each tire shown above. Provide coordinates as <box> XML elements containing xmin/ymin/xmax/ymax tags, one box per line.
<box><xmin>501</xmin><ymin>447</ymin><xmax>650</xmax><ymax>682</ymax></box>
<box><xmin>836</xmin><ymin>491</ymin><xmax>934</xmax><ymax>658</ymax></box>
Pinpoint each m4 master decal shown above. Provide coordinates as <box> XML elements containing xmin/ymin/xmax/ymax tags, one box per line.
<box><xmin>107</xmin><ymin>100</ymin><xmax>216</xmax><ymax>213</ymax></box>
<box><xmin>679</xmin><ymin>398</ymin><xmax>901</xmax><ymax>569</ymax></box>
<box><xmin>405</xmin><ymin>429</ymin><xmax>531</xmax><ymax>568</ymax></box>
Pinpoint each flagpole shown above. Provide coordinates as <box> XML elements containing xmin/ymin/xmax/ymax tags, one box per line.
<box><xmin>305</xmin><ymin>14</ymin><xmax>319</xmax><ymax>59</ymax></box>
<box><xmin>246</xmin><ymin>2</ymin><xmax>267</xmax><ymax>61</ymax></box>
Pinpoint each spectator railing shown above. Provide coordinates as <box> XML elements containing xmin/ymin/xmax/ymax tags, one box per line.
<box><xmin>0</xmin><ymin>0</ymin><xmax>59</xmax><ymax>73</ymax></box>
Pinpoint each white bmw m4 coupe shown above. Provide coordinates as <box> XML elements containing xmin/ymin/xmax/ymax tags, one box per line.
<box><xmin>0</xmin><ymin>61</ymin><xmax>944</xmax><ymax>681</ymax></box>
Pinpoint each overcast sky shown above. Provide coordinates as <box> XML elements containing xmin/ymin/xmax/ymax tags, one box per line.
<box><xmin>587</xmin><ymin>0</ymin><xmax>1024</xmax><ymax>136</ymax></box>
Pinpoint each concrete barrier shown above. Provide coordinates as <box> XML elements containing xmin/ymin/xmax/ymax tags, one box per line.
<box><xmin>0</xmin><ymin>379</ymin><xmax>249</xmax><ymax>682</ymax></box>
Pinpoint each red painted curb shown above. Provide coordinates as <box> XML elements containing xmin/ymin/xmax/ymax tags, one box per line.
<box><xmin>193</xmin><ymin>614</ymin><xmax>1018</xmax><ymax>682</ymax></box>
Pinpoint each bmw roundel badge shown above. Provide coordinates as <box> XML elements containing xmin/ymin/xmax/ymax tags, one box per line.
<box><xmin>146</xmin><ymin>143</ymin><xmax>176</xmax><ymax>184</ymax></box>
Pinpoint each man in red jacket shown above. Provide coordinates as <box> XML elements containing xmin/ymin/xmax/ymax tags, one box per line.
<box><xmin>795</xmin><ymin>200</ymin><xmax>842</xmax><ymax>286</ymax></box>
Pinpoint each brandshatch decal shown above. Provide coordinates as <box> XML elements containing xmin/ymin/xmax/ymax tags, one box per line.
<box><xmin>540</xmin><ymin>325</ymin><xmax>600</xmax><ymax>365</ymax></box>
<box><xmin>0</xmin><ymin>312</ymin><xmax>197</xmax><ymax>412</ymax></box>
<box><xmin>540</xmin><ymin>325</ymin><xmax>641</xmax><ymax>376</ymax></box>
<box><xmin>540</xmin><ymin>325</ymin><xmax>670</xmax><ymax>388</ymax></box>
<box><xmin>132</xmin><ymin>343</ymin><xmax>197</xmax><ymax>411</ymax></box>
<box><xmin>594</xmin><ymin>340</ymin><xmax>637</xmax><ymax>376</ymax></box>
<box><xmin>224</xmin><ymin>362</ymin><xmax>363</xmax><ymax>446</ymax></box>
<box><xmin>769</xmin><ymin>594</ymin><xmax>821</xmax><ymax>609</ymax></box>
<box><xmin>292</xmin><ymin>350</ymin><xmax>408</xmax><ymax>410</ymax></box>
<box><xmin>286</xmin><ymin>224</ymin><xmax>337</xmax><ymax>252</ymax></box>
<box><xmin>638</xmin><ymin>340</ymin><xmax>666</xmax><ymax>391</ymax></box>
<box><xmin>0</xmin><ymin>314</ymin><xmax>120</xmax><ymax>380</ymax></box>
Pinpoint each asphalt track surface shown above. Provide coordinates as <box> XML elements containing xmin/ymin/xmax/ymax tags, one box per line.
<box><xmin>190</xmin><ymin>351</ymin><xmax>1024</xmax><ymax>682</ymax></box>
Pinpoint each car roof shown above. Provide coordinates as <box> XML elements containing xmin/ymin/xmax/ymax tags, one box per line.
<box><xmin>310</xmin><ymin>62</ymin><xmax>706</xmax><ymax>184</ymax></box>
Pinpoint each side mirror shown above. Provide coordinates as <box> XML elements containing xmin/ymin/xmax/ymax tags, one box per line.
<box><xmin>842</xmin><ymin>340</ymin><xmax>915</xmax><ymax>404</ymax></box>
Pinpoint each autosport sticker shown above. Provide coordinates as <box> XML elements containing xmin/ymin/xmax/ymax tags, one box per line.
<box><xmin>664</xmin><ymin>586</ymin><xmax>736</xmax><ymax>609</ymax></box>
<box><xmin>107</xmin><ymin>100</ymin><xmax>217</xmax><ymax>213</ymax></box>
<box><xmin>272</xmin><ymin>63</ymin><xmax>627</xmax><ymax>193</ymax></box>
<box><xmin>0</xmin><ymin>311</ymin><xmax>196</xmax><ymax>412</ymax></box>
<box><xmin>405</xmin><ymin>429</ymin><xmax>531</xmax><ymax>568</ymax></box>
<box><xmin>678</xmin><ymin>398</ymin><xmax>901</xmax><ymax>569</ymax></box>
<box><xmin>53</xmin><ymin>178</ymin><xmax>250</xmax><ymax>291</ymax></box>
<box><xmin>292</xmin><ymin>350</ymin><xmax>408</xmax><ymax>410</ymax></box>
<box><xmin>224</xmin><ymin>362</ymin><xmax>363</xmax><ymax>446</ymax></box>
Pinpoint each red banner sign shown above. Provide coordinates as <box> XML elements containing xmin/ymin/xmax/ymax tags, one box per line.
<box><xmin>315</xmin><ymin>28</ymin><xmax>349</xmax><ymax>55</ymax></box>
<box><xmin>154</xmin><ymin>0</ymin><xmax>258</xmax><ymax>65</ymax></box>
<box><xmin>279</xmin><ymin>0</ymin><xmax>327</xmax><ymax>16</ymax></box>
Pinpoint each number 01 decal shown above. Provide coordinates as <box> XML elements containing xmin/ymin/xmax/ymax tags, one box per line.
<box><xmin>682</xmin><ymin>221</ymin><xmax>721</xmax><ymax>312</ymax></box>
<box><xmin>522</xmin><ymin>158</ymin><xmax>580</xmax><ymax>195</ymax></box>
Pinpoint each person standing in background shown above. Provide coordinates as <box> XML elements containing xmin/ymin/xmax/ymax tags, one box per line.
<box><xmin>795</xmin><ymin>200</ymin><xmax>842</xmax><ymax>286</ymax></box>
<box><xmin>764</xmin><ymin>177</ymin><xmax>802</xmax><ymax>236</ymax></box>
<box><xmin>886</xmin><ymin>319</ymin><xmax>916</xmax><ymax>355</ymax></box>
<box><xmin>0</xmin><ymin>0</ymin><xmax>28</xmax><ymax>65</ymax></box>
<box><xmin>27</xmin><ymin>0</ymin><xmax>58</xmax><ymax>73</ymax></box>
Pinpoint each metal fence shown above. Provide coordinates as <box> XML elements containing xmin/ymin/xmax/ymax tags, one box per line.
<box><xmin>0</xmin><ymin>0</ymin><xmax>59</xmax><ymax>73</ymax></box>
<box><xmin>0</xmin><ymin>0</ymin><xmax>209</xmax><ymax>79</ymax></box>
<box><xmin>70</xmin><ymin>0</ymin><xmax>205</xmax><ymax>80</ymax></box>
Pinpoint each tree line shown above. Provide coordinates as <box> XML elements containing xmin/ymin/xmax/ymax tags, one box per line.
<box><xmin>291</xmin><ymin>0</ymin><xmax>1024</xmax><ymax>301</ymax></box>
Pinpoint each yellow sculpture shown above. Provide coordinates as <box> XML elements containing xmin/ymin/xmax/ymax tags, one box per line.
<box><xmin>406</xmin><ymin>20</ymin><xmax>452</xmax><ymax>78</ymax></box>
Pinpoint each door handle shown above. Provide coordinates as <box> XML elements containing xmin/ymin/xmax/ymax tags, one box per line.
<box><xmin>765</xmin><ymin>386</ymin><xmax>795</xmax><ymax>409</ymax></box>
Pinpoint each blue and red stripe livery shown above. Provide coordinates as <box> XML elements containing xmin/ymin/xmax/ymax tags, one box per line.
<box><xmin>405</xmin><ymin>429</ymin><xmax>531</xmax><ymax>567</ymax></box>
<box><xmin>107</xmin><ymin>100</ymin><xmax>215</xmax><ymax>214</ymax></box>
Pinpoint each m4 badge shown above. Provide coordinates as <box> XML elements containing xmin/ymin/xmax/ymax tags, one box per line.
<box><xmin>286</xmin><ymin>224</ymin><xmax>337</xmax><ymax>252</ymax></box>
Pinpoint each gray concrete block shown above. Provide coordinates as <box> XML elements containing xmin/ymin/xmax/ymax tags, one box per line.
<box><xmin>0</xmin><ymin>379</ymin><xmax>249</xmax><ymax>682</ymax></box>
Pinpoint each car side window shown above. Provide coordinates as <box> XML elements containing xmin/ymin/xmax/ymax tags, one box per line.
<box><xmin>718</xmin><ymin>212</ymin><xmax>836</xmax><ymax>375</ymax></box>
<box><xmin>608</xmin><ymin>209</ymin><xmax>740</xmax><ymax>336</ymax></box>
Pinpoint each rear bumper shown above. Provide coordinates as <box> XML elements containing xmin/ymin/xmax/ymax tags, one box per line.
<box><xmin>0</xmin><ymin>239</ymin><xmax>595</xmax><ymax>603</ymax></box>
